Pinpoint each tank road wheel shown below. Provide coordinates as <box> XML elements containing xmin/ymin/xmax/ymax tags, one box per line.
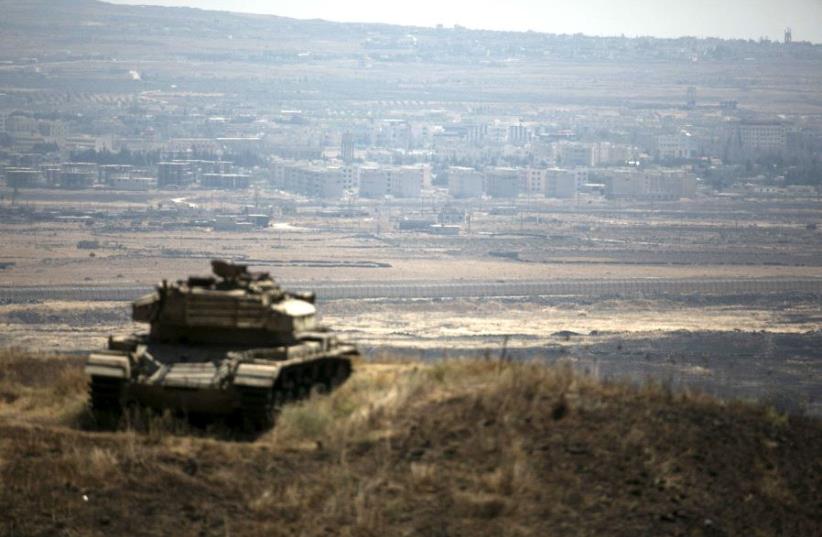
<box><xmin>270</xmin><ymin>375</ymin><xmax>290</xmax><ymax>409</ymax></box>
<box><xmin>278</xmin><ymin>371</ymin><xmax>298</xmax><ymax>403</ymax></box>
<box><xmin>272</xmin><ymin>389</ymin><xmax>287</xmax><ymax>409</ymax></box>
<box><xmin>89</xmin><ymin>376</ymin><xmax>125</xmax><ymax>428</ymax></box>
<box><xmin>330</xmin><ymin>359</ymin><xmax>352</xmax><ymax>389</ymax></box>
<box><xmin>296</xmin><ymin>367</ymin><xmax>313</xmax><ymax>400</ymax></box>
<box><xmin>237</xmin><ymin>387</ymin><xmax>275</xmax><ymax>431</ymax></box>
<box><xmin>313</xmin><ymin>361</ymin><xmax>332</xmax><ymax>395</ymax></box>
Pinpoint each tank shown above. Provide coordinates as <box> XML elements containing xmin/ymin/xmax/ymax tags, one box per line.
<box><xmin>85</xmin><ymin>260</ymin><xmax>358</xmax><ymax>430</ymax></box>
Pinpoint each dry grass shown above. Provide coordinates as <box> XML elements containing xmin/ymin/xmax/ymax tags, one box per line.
<box><xmin>1</xmin><ymin>350</ymin><xmax>821</xmax><ymax>536</ymax></box>
<box><xmin>0</xmin><ymin>348</ymin><xmax>88</xmax><ymax>425</ymax></box>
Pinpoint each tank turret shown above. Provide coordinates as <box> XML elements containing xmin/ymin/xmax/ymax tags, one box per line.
<box><xmin>132</xmin><ymin>259</ymin><xmax>318</xmax><ymax>345</ymax></box>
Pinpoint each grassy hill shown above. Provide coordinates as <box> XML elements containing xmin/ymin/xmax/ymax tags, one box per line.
<box><xmin>1</xmin><ymin>349</ymin><xmax>820</xmax><ymax>536</ymax></box>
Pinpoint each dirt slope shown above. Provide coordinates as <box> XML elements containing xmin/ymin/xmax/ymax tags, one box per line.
<box><xmin>0</xmin><ymin>352</ymin><xmax>820</xmax><ymax>537</ymax></box>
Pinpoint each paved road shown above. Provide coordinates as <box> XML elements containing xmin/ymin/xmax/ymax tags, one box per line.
<box><xmin>1</xmin><ymin>278</ymin><xmax>820</xmax><ymax>303</ymax></box>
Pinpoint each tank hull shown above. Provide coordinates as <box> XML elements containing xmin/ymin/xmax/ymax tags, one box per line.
<box><xmin>126</xmin><ymin>385</ymin><xmax>236</xmax><ymax>415</ymax></box>
<box><xmin>87</xmin><ymin>338</ymin><xmax>356</xmax><ymax>429</ymax></box>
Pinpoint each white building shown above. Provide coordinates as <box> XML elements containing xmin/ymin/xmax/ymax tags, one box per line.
<box><xmin>111</xmin><ymin>176</ymin><xmax>155</xmax><ymax>191</ymax></box>
<box><xmin>554</xmin><ymin>141</ymin><xmax>594</xmax><ymax>167</ymax></box>
<box><xmin>721</xmin><ymin>121</ymin><xmax>787</xmax><ymax>160</ymax></box>
<box><xmin>485</xmin><ymin>167</ymin><xmax>520</xmax><ymax>198</ymax></box>
<box><xmin>592</xmin><ymin>142</ymin><xmax>634</xmax><ymax>166</ymax></box>
<box><xmin>657</xmin><ymin>131</ymin><xmax>696</xmax><ymax>160</ymax></box>
<box><xmin>358</xmin><ymin>165</ymin><xmax>388</xmax><ymax>198</ymax></box>
<box><xmin>448</xmin><ymin>166</ymin><xmax>485</xmax><ymax>198</ymax></box>
<box><xmin>281</xmin><ymin>162</ymin><xmax>356</xmax><ymax>199</ymax></box>
<box><xmin>507</xmin><ymin>124</ymin><xmax>532</xmax><ymax>145</ymax></box>
<box><xmin>519</xmin><ymin>168</ymin><xmax>546</xmax><ymax>194</ymax></box>
<box><xmin>545</xmin><ymin>168</ymin><xmax>580</xmax><ymax>199</ymax></box>
<box><xmin>359</xmin><ymin>165</ymin><xmax>426</xmax><ymax>198</ymax></box>
<box><xmin>737</xmin><ymin>122</ymin><xmax>787</xmax><ymax>153</ymax></box>
<box><xmin>606</xmin><ymin>169</ymin><xmax>696</xmax><ymax>200</ymax></box>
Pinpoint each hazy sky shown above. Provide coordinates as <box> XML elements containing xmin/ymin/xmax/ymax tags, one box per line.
<box><xmin>108</xmin><ymin>0</ymin><xmax>822</xmax><ymax>43</ymax></box>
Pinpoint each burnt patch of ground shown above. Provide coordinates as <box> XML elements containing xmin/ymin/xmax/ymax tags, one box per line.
<box><xmin>371</xmin><ymin>330</ymin><xmax>822</xmax><ymax>417</ymax></box>
<box><xmin>1</xmin><ymin>354</ymin><xmax>821</xmax><ymax>536</ymax></box>
<box><xmin>561</xmin><ymin>330</ymin><xmax>822</xmax><ymax>417</ymax></box>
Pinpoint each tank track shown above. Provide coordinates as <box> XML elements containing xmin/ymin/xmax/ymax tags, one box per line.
<box><xmin>237</xmin><ymin>387</ymin><xmax>275</xmax><ymax>430</ymax></box>
<box><xmin>89</xmin><ymin>376</ymin><xmax>125</xmax><ymax>426</ymax></box>
<box><xmin>236</xmin><ymin>356</ymin><xmax>353</xmax><ymax>431</ymax></box>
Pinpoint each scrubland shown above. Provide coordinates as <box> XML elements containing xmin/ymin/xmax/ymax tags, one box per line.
<box><xmin>1</xmin><ymin>349</ymin><xmax>821</xmax><ymax>536</ymax></box>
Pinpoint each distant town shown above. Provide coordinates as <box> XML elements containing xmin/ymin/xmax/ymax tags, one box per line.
<box><xmin>2</xmin><ymin>75</ymin><xmax>819</xmax><ymax>233</ymax></box>
<box><xmin>2</xmin><ymin>1</ymin><xmax>821</xmax><ymax>237</ymax></box>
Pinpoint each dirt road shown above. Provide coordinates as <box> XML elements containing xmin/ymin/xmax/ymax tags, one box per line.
<box><xmin>1</xmin><ymin>277</ymin><xmax>820</xmax><ymax>303</ymax></box>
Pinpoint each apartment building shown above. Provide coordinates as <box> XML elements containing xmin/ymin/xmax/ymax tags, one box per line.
<box><xmin>554</xmin><ymin>141</ymin><xmax>594</xmax><ymax>167</ymax></box>
<box><xmin>485</xmin><ymin>167</ymin><xmax>520</xmax><ymax>198</ymax></box>
<box><xmin>656</xmin><ymin>131</ymin><xmax>696</xmax><ymax>160</ymax></box>
<box><xmin>448</xmin><ymin>166</ymin><xmax>485</xmax><ymax>198</ymax></box>
<box><xmin>359</xmin><ymin>165</ymin><xmax>425</xmax><ymax>198</ymax></box>
<box><xmin>737</xmin><ymin>121</ymin><xmax>787</xmax><ymax>153</ymax></box>
<box><xmin>201</xmin><ymin>173</ymin><xmax>251</xmax><ymax>190</ymax></box>
<box><xmin>545</xmin><ymin>168</ymin><xmax>580</xmax><ymax>199</ymax></box>
<box><xmin>606</xmin><ymin>168</ymin><xmax>697</xmax><ymax>200</ymax></box>
<box><xmin>281</xmin><ymin>163</ymin><xmax>354</xmax><ymax>199</ymax></box>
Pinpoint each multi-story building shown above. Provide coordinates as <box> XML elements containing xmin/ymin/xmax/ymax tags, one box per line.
<box><xmin>9</xmin><ymin>134</ymin><xmax>47</xmax><ymax>153</ymax></box>
<box><xmin>330</xmin><ymin>164</ymin><xmax>360</xmax><ymax>195</ymax></box>
<box><xmin>656</xmin><ymin>131</ymin><xmax>696</xmax><ymax>160</ymax></box>
<box><xmin>4</xmin><ymin>114</ymin><xmax>37</xmax><ymax>135</ymax></box>
<box><xmin>282</xmin><ymin>163</ymin><xmax>350</xmax><ymax>198</ymax></box>
<box><xmin>98</xmin><ymin>165</ymin><xmax>134</xmax><ymax>186</ymax></box>
<box><xmin>593</xmin><ymin>142</ymin><xmax>638</xmax><ymax>166</ymax></box>
<box><xmin>544</xmin><ymin>168</ymin><xmax>579</xmax><ymax>199</ymax></box>
<box><xmin>64</xmin><ymin>135</ymin><xmax>111</xmax><ymax>152</ymax></box>
<box><xmin>359</xmin><ymin>165</ymin><xmax>425</xmax><ymax>198</ymax></box>
<box><xmin>157</xmin><ymin>162</ymin><xmax>193</xmax><ymax>188</ymax></box>
<box><xmin>721</xmin><ymin>121</ymin><xmax>787</xmax><ymax>160</ymax></box>
<box><xmin>201</xmin><ymin>173</ymin><xmax>251</xmax><ymax>190</ymax></box>
<box><xmin>519</xmin><ymin>167</ymin><xmax>546</xmax><ymax>194</ymax></box>
<box><xmin>4</xmin><ymin>168</ymin><xmax>42</xmax><ymax>188</ymax></box>
<box><xmin>373</xmin><ymin>120</ymin><xmax>411</xmax><ymax>149</ymax></box>
<box><xmin>393</xmin><ymin>165</ymin><xmax>426</xmax><ymax>197</ymax></box>
<box><xmin>605</xmin><ymin>168</ymin><xmax>696</xmax><ymax>200</ymax></box>
<box><xmin>358</xmin><ymin>165</ymin><xmax>388</xmax><ymax>198</ymax></box>
<box><xmin>110</xmin><ymin>176</ymin><xmax>155</xmax><ymax>191</ymax></box>
<box><xmin>60</xmin><ymin>162</ymin><xmax>98</xmax><ymax>189</ymax></box>
<box><xmin>737</xmin><ymin>121</ymin><xmax>787</xmax><ymax>154</ymax></box>
<box><xmin>448</xmin><ymin>166</ymin><xmax>485</xmax><ymax>198</ymax></box>
<box><xmin>464</xmin><ymin>124</ymin><xmax>488</xmax><ymax>144</ymax></box>
<box><xmin>485</xmin><ymin>167</ymin><xmax>520</xmax><ymax>198</ymax></box>
<box><xmin>554</xmin><ymin>141</ymin><xmax>594</xmax><ymax>167</ymax></box>
<box><xmin>340</xmin><ymin>132</ymin><xmax>355</xmax><ymax>162</ymax></box>
<box><xmin>507</xmin><ymin>124</ymin><xmax>532</xmax><ymax>146</ymax></box>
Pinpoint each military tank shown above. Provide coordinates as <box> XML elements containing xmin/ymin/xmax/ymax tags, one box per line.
<box><xmin>85</xmin><ymin>260</ymin><xmax>357</xmax><ymax>430</ymax></box>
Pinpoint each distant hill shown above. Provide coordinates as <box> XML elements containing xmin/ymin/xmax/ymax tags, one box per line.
<box><xmin>1</xmin><ymin>0</ymin><xmax>820</xmax><ymax>63</ymax></box>
<box><xmin>1</xmin><ymin>0</ymin><xmax>821</xmax><ymax>109</ymax></box>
